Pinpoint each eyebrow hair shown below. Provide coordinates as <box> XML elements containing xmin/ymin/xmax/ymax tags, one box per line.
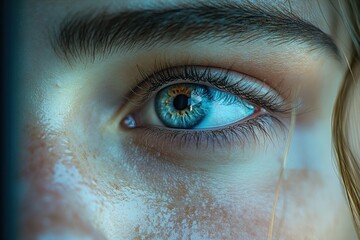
<box><xmin>51</xmin><ymin>2</ymin><xmax>340</xmax><ymax>62</ymax></box>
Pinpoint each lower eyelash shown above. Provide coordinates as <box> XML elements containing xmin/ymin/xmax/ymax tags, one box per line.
<box><xmin>128</xmin><ymin>114</ymin><xmax>288</xmax><ymax>151</ymax></box>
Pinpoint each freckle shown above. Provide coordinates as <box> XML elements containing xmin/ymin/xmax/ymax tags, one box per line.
<box><xmin>81</xmin><ymin>152</ymin><xmax>88</xmax><ymax>160</ymax></box>
<box><xmin>113</xmin><ymin>183</ymin><xmax>119</xmax><ymax>190</ymax></box>
<box><xmin>167</xmin><ymin>203</ymin><xmax>175</xmax><ymax>210</ymax></box>
<box><xmin>184</xmin><ymin>205</ymin><xmax>190</xmax><ymax>215</ymax></box>
<box><xmin>134</xmin><ymin>224</ymin><xmax>140</xmax><ymax>234</ymax></box>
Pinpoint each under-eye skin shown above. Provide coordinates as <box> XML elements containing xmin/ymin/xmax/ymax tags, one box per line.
<box><xmin>120</xmin><ymin>64</ymin><xmax>295</xmax><ymax>149</ymax></box>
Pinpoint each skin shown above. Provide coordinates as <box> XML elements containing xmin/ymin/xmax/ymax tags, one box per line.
<box><xmin>19</xmin><ymin>0</ymin><xmax>358</xmax><ymax>239</ymax></box>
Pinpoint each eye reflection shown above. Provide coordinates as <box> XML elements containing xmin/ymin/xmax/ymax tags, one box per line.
<box><xmin>155</xmin><ymin>83</ymin><xmax>257</xmax><ymax>129</ymax></box>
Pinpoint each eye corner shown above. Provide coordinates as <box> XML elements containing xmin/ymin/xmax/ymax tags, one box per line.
<box><xmin>120</xmin><ymin>114</ymin><xmax>137</xmax><ymax>130</ymax></box>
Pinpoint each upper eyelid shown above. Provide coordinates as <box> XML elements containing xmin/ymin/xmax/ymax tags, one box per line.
<box><xmin>125</xmin><ymin>65</ymin><xmax>295</xmax><ymax>115</ymax></box>
<box><xmin>51</xmin><ymin>2</ymin><xmax>340</xmax><ymax>63</ymax></box>
<box><xmin>128</xmin><ymin>65</ymin><xmax>246</xmax><ymax>103</ymax></box>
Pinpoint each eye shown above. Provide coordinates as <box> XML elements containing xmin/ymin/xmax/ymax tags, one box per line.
<box><xmin>151</xmin><ymin>83</ymin><xmax>257</xmax><ymax>129</ymax></box>
<box><xmin>120</xmin><ymin>65</ymin><xmax>292</xmax><ymax>149</ymax></box>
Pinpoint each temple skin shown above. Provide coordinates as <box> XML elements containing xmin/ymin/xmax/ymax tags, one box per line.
<box><xmin>19</xmin><ymin>0</ymin><xmax>357</xmax><ymax>239</ymax></box>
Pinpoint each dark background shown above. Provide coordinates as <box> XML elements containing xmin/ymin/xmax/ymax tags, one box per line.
<box><xmin>2</xmin><ymin>0</ymin><xmax>20</xmax><ymax>239</ymax></box>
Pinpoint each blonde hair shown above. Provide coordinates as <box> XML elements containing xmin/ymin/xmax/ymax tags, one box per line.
<box><xmin>332</xmin><ymin>0</ymin><xmax>360</xmax><ymax>237</ymax></box>
<box><xmin>269</xmin><ymin>1</ymin><xmax>360</xmax><ymax>238</ymax></box>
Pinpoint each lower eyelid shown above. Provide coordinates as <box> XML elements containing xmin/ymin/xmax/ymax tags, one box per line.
<box><xmin>122</xmin><ymin>114</ymin><xmax>287</xmax><ymax>153</ymax></box>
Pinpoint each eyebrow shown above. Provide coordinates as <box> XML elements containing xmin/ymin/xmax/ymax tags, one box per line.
<box><xmin>51</xmin><ymin>2</ymin><xmax>340</xmax><ymax>62</ymax></box>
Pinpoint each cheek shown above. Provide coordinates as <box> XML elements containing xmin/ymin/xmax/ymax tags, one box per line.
<box><xmin>19</xmin><ymin>124</ymin><xmax>350</xmax><ymax>240</ymax></box>
<box><xmin>19</xmin><ymin>125</ymin><xmax>106</xmax><ymax>239</ymax></box>
<box><xmin>270</xmin><ymin>168</ymin><xmax>356</xmax><ymax>240</ymax></box>
<box><xmin>72</xmin><ymin>140</ymin><xmax>284</xmax><ymax>239</ymax></box>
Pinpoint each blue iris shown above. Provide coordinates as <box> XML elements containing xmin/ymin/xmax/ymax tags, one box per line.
<box><xmin>155</xmin><ymin>83</ymin><xmax>209</xmax><ymax>129</ymax></box>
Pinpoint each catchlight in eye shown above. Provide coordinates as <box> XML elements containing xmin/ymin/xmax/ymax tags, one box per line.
<box><xmin>123</xmin><ymin>82</ymin><xmax>258</xmax><ymax>130</ymax></box>
<box><xmin>155</xmin><ymin>83</ymin><xmax>210</xmax><ymax>129</ymax></box>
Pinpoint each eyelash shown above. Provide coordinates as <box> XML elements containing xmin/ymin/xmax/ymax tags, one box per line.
<box><xmin>122</xmin><ymin>62</ymin><xmax>294</xmax><ymax>149</ymax></box>
<box><xmin>133</xmin><ymin>114</ymin><xmax>286</xmax><ymax>150</ymax></box>
<box><xmin>130</xmin><ymin>63</ymin><xmax>292</xmax><ymax>114</ymax></box>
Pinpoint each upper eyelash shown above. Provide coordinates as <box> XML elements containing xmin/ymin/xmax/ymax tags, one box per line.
<box><xmin>129</xmin><ymin>62</ymin><xmax>296</xmax><ymax>115</ymax></box>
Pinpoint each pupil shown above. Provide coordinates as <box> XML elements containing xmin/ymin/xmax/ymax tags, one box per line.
<box><xmin>173</xmin><ymin>94</ymin><xmax>189</xmax><ymax>111</ymax></box>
